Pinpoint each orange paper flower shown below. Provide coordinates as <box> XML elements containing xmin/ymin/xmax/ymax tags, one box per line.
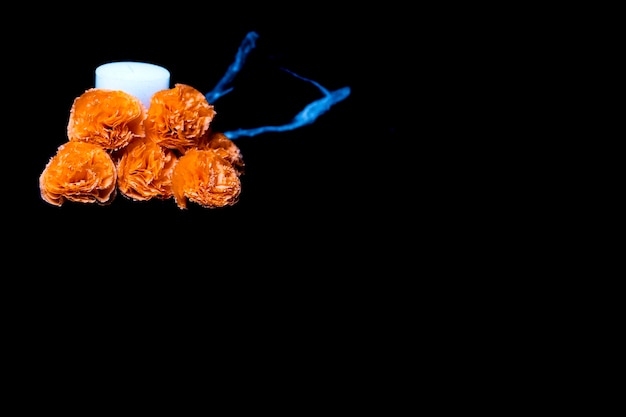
<box><xmin>145</xmin><ymin>83</ymin><xmax>217</xmax><ymax>153</ymax></box>
<box><xmin>39</xmin><ymin>141</ymin><xmax>117</xmax><ymax>207</ymax></box>
<box><xmin>67</xmin><ymin>88</ymin><xmax>145</xmax><ymax>151</ymax></box>
<box><xmin>171</xmin><ymin>148</ymin><xmax>242</xmax><ymax>209</ymax></box>
<box><xmin>116</xmin><ymin>136</ymin><xmax>178</xmax><ymax>201</ymax></box>
<box><xmin>197</xmin><ymin>130</ymin><xmax>245</xmax><ymax>175</ymax></box>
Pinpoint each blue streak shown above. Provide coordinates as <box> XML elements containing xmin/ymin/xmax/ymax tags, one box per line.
<box><xmin>205</xmin><ymin>31</ymin><xmax>259</xmax><ymax>104</ymax></box>
<box><xmin>206</xmin><ymin>31</ymin><xmax>351</xmax><ymax>140</ymax></box>
<box><xmin>224</xmin><ymin>72</ymin><xmax>350</xmax><ymax>140</ymax></box>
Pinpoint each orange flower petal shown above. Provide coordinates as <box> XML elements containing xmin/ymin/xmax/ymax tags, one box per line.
<box><xmin>116</xmin><ymin>136</ymin><xmax>178</xmax><ymax>201</ymax></box>
<box><xmin>196</xmin><ymin>130</ymin><xmax>245</xmax><ymax>175</ymax></box>
<box><xmin>67</xmin><ymin>88</ymin><xmax>145</xmax><ymax>151</ymax></box>
<box><xmin>171</xmin><ymin>149</ymin><xmax>241</xmax><ymax>209</ymax></box>
<box><xmin>39</xmin><ymin>141</ymin><xmax>117</xmax><ymax>207</ymax></box>
<box><xmin>145</xmin><ymin>83</ymin><xmax>216</xmax><ymax>153</ymax></box>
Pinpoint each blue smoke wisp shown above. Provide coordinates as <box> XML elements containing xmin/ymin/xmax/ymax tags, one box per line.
<box><xmin>205</xmin><ymin>31</ymin><xmax>259</xmax><ymax>104</ymax></box>
<box><xmin>205</xmin><ymin>31</ymin><xmax>350</xmax><ymax>140</ymax></box>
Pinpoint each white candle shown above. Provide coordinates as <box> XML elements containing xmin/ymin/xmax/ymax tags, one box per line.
<box><xmin>95</xmin><ymin>61</ymin><xmax>170</xmax><ymax>109</ymax></box>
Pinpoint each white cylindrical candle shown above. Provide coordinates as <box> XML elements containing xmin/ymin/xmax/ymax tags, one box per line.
<box><xmin>95</xmin><ymin>61</ymin><xmax>170</xmax><ymax>108</ymax></box>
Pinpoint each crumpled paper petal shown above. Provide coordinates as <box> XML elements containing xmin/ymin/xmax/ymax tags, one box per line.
<box><xmin>171</xmin><ymin>148</ymin><xmax>241</xmax><ymax>209</ymax></box>
<box><xmin>145</xmin><ymin>83</ymin><xmax>216</xmax><ymax>154</ymax></box>
<box><xmin>116</xmin><ymin>136</ymin><xmax>178</xmax><ymax>201</ymax></box>
<box><xmin>67</xmin><ymin>88</ymin><xmax>146</xmax><ymax>151</ymax></box>
<box><xmin>196</xmin><ymin>130</ymin><xmax>245</xmax><ymax>175</ymax></box>
<box><xmin>39</xmin><ymin>141</ymin><xmax>117</xmax><ymax>206</ymax></box>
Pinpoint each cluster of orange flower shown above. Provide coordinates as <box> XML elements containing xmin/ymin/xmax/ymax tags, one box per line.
<box><xmin>39</xmin><ymin>84</ymin><xmax>245</xmax><ymax>209</ymax></box>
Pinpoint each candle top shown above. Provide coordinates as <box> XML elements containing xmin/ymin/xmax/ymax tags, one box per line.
<box><xmin>95</xmin><ymin>62</ymin><xmax>170</xmax><ymax>81</ymax></box>
<box><xmin>95</xmin><ymin>61</ymin><xmax>170</xmax><ymax>108</ymax></box>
